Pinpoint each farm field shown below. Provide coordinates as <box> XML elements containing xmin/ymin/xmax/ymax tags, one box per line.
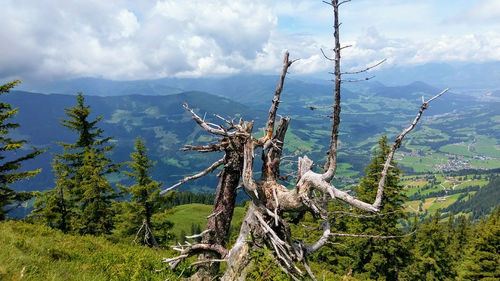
<box><xmin>401</xmin><ymin>171</ymin><xmax>496</xmax><ymax>219</ymax></box>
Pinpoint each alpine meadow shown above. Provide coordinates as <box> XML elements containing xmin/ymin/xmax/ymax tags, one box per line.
<box><xmin>1</xmin><ymin>1</ymin><xmax>499</xmax><ymax>281</ymax></box>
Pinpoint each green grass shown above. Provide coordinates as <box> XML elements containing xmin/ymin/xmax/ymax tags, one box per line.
<box><xmin>404</xmin><ymin>140</ymin><xmax>432</xmax><ymax>152</ymax></box>
<box><xmin>419</xmin><ymin>185</ymin><xmax>444</xmax><ymax>196</ymax></box>
<box><xmin>0</xmin><ymin>220</ymin><xmax>176</xmax><ymax>281</ymax></box>
<box><xmin>440</xmin><ymin>143</ymin><xmax>474</xmax><ymax>157</ymax></box>
<box><xmin>398</xmin><ymin>153</ymin><xmax>447</xmax><ymax>173</ymax></box>
<box><xmin>440</xmin><ymin>181</ymin><xmax>454</xmax><ymax>190</ymax></box>
<box><xmin>470</xmin><ymin>158</ymin><xmax>500</xmax><ymax>169</ymax></box>
<box><xmin>439</xmin><ymin>135</ymin><xmax>500</xmax><ymax>159</ymax></box>
<box><xmin>402</xmin><ymin>172</ymin><xmax>494</xmax><ymax>218</ymax></box>
<box><xmin>427</xmin><ymin>193</ymin><xmax>462</xmax><ymax>214</ymax></box>
<box><xmin>491</xmin><ymin>115</ymin><xmax>500</xmax><ymax>129</ymax></box>
<box><xmin>283</xmin><ymin>128</ymin><xmax>316</xmax><ymax>153</ymax></box>
<box><xmin>335</xmin><ymin>162</ymin><xmax>359</xmax><ymax>178</ymax></box>
<box><xmin>106</xmin><ymin>109</ymin><xmax>143</xmax><ymax>127</ymax></box>
<box><xmin>402</xmin><ymin>179</ymin><xmax>428</xmax><ymax>197</ymax></box>
<box><xmin>454</xmin><ymin>179</ymin><xmax>489</xmax><ymax>190</ymax></box>
<box><xmin>164</xmin><ymin>157</ymin><xmax>184</xmax><ymax>168</ymax></box>
<box><xmin>406</xmin><ymin>193</ymin><xmax>463</xmax><ymax>215</ymax></box>
<box><xmin>475</xmin><ymin>135</ymin><xmax>500</xmax><ymax>158</ymax></box>
<box><xmin>409</xmin><ymin>126</ymin><xmax>450</xmax><ymax>143</ymax></box>
<box><xmin>165</xmin><ymin>203</ymin><xmax>245</xmax><ymax>241</ymax></box>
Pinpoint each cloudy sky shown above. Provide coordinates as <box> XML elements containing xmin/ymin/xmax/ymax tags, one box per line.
<box><xmin>1</xmin><ymin>0</ymin><xmax>499</xmax><ymax>82</ymax></box>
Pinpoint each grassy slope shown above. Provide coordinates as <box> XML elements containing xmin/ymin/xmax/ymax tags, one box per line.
<box><xmin>0</xmin><ymin>221</ymin><xmax>178</xmax><ymax>281</ymax></box>
<box><xmin>0</xmin><ymin>203</ymin><xmax>247</xmax><ymax>281</ymax></box>
<box><xmin>166</xmin><ymin>203</ymin><xmax>246</xmax><ymax>241</ymax></box>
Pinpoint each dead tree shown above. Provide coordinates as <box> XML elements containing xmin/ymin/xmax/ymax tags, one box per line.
<box><xmin>160</xmin><ymin>52</ymin><xmax>295</xmax><ymax>279</ymax></box>
<box><xmin>161</xmin><ymin>1</ymin><xmax>448</xmax><ymax>280</ymax></box>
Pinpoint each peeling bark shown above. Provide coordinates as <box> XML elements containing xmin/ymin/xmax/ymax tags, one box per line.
<box><xmin>190</xmin><ymin>134</ymin><xmax>247</xmax><ymax>280</ymax></box>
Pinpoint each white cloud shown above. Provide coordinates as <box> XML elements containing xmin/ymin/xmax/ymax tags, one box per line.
<box><xmin>0</xmin><ymin>0</ymin><xmax>282</xmax><ymax>80</ymax></box>
<box><xmin>0</xmin><ymin>0</ymin><xmax>499</xmax><ymax>82</ymax></box>
<box><xmin>113</xmin><ymin>9</ymin><xmax>140</xmax><ymax>39</ymax></box>
<box><xmin>459</xmin><ymin>0</ymin><xmax>500</xmax><ymax>23</ymax></box>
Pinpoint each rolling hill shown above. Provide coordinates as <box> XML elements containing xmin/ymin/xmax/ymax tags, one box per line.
<box><xmin>3</xmin><ymin>76</ymin><xmax>500</xmax><ymax>221</ymax></box>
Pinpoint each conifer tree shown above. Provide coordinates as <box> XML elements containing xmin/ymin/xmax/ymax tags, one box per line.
<box><xmin>403</xmin><ymin>210</ymin><xmax>455</xmax><ymax>281</ymax></box>
<box><xmin>31</xmin><ymin>166</ymin><xmax>68</xmax><ymax>231</ymax></box>
<box><xmin>0</xmin><ymin>80</ymin><xmax>44</xmax><ymax>220</ymax></box>
<box><xmin>32</xmin><ymin>93</ymin><xmax>118</xmax><ymax>233</ymax></box>
<box><xmin>445</xmin><ymin>214</ymin><xmax>473</xmax><ymax>272</ymax></box>
<box><xmin>116</xmin><ymin>137</ymin><xmax>162</xmax><ymax>246</ymax></box>
<box><xmin>458</xmin><ymin>207</ymin><xmax>500</xmax><ymax>280</ymax></box>
<box><xmin>344</xmin><ymin>136</ymin><xmax>410</xmax><ymax>281</ymax></box>
<box><xmin>453</xmin><ymin>215</ymin><xmax>473</xmax><ymax>258</ymax></box>
<box><xmin>73</xmin><ymin>148</ymin><xmax>116</xmax><ymax>235</ymax></box>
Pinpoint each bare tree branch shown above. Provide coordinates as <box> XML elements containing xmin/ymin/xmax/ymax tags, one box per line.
<box><xmin>214</xmin><ymin>114</ymin><xmax>236</xmax><ymax>127</ymax></box>
<box><xmin>340</xmin><ymin>44</ymin><xmax>352</xmax><ymax>50</ymax></box>
<box><xmin>242</xmin><ymin>139</ymin><xmax>260</xmax><ymax>199</ymax></box>
<box><xmin>206</xmin><ymin>210</ymin><xmax>223</xmax><ymax>219</ymax></box>
<box><xmin>257</xmin><ymin>51</ymin><xmax>294</xmax><ymax>145</ymax></box>
<box><xmin>190</xmin><ymin>259</ymin><xmax>227</xmax><ymax>268</ymax></box>
<box><xmin>341</xmin><ymin>59</ymin><xmax>386</xmax><ymax>75</ymax></box>
<box><xmin>186</xmin><ymin>229</ymin><xmax>212</xmax><ymax>240</ymax></box>
<box><xmin>322</xmin><ymin>0</ymin><xmax>333</xmax><ymax>6</ymax></box>
<box><xmin>330</xmin><ymin>230</ymin><xmax>416</xmax><ymax>239</ymax></box>
<box><xmin>320</xmin><ymin>48</ymin><xmax>334</xmax><ymax>61</ymax></box>
<box><xmin>330</xmin><ymin>210</ymin><xmax>401</xmax><ymax>219</ymax></box>
<box><xmin>337</xmin><ymin>0</ymin><xmax>352</xmax><ymax>6</ymax></box>
<box><xmin>181</xmin><ymin>142</ymin><xmax>227</xmax><ymax>153</ymax></box>
<box><xmin>372</xmin><ymin>88</ymin><xmax>449</xmax><ymax>208</ymax></box>
<box><xmin>163</xmin><ymin>243</ymin><xmax>229</xmax><ymax>269</ymax></box>
<box><xmin>253</xmin><ymin>210</ymin><xmax>304</xmax><ymax>276</ymax></box>
<box><xmin>342</xmin><ymin>76</ymin><xmax>376</xmax><ymax>83</ymax></box>
<box><xmin>183</xmin><ymin>103</ymin><xmax>234</xmax><ymax>136</ymax></box>
<box><xmin>303</xmin><ymin>258</ymin><xmax>318</xmax><ymax>281</ymax></box>
<box><xmin>161</xmin><ymin>0</ymin><xmax>450</xmax><ymax>278</ymax></box>
<box><xmin>160</xmin><ymin>157</ymin><xmax>225</xmax><ymax>195</ymax></box>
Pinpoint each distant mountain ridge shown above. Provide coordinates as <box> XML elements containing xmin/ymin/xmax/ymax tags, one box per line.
<box><xmin>370</xmin><ymin>61</ymin><xmax>500</xmax><ymax>89</ymax></box>
<box><xmin>6</xmin><ymin>90</ymin><xmax>266</xmax><ymax>193</ymax></box>
<box><xmin>4</xmin><ymin>76</ymin><xmax>499</xmax><ymax>200</ymax></box>
<box><xmin>15</xmin><ymin>61</ymin><xmax>500</xmax><ymax>99</ymax></box>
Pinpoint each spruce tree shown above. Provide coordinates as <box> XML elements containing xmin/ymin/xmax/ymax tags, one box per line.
<box><xmin>73</xmin><ymin>148</ymin><xmax>116</xmax><ymax>235</ymax></box>
<box><xmin>344</xmin><ymin>136</ymin><xmax>410</xmax><ymax>281</ymax></box>
<box><xmin>32</xmin><ymin>93</ymin><xmax>118</xmax><ymax>233</ymax></box>
<box><xmin>32</xmin><ymin>157</ymin><xmax>71</xmax><ymax>231</ymax></box>
<box><xmin>458</xmin><ymin>207</ymin><xmax>500</xmax><ymax>280</ymax></box>
<box><xmin>403</xmin><ymin>210</ymin><xmax>455</xmax><ymax>281</ymax></box>
<box><xmin>0</xmin><ymin>80</ymin><xmax>44</xmax><ymax>220</ymax></box>
<box><xmin>116</xmin><ymin>137</ymin><xmax>162</xmax><ymax>246</ymax></box>
<box><xmin>445</xmin><ymin>213</ymin><xmax>473</xmax><ymax>275</ymax></box>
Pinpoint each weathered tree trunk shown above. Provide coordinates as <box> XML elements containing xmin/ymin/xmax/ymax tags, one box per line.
<box><xmin>221</xmin><ymin>203</ymin><xmax>255</xmax><ymax>281</ymax></box>
<box><xmin>190</xmin><ymin>131</ymin><xmax>251</xmax><ymax>280</ymax></box>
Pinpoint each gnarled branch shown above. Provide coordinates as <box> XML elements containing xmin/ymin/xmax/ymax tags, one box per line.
<box><xmin>160</xmin><ymin>157</ymin><xmax>225</xmax><ymax>195</ymax></box>
<box><xmin>183</xmin><ymin>103</ymin><xmax>234</xmax><ymax>136</ymax></box>
<box><xmin>373</xmin><ymin>88</ymin><xmax>449</xmax><ymax>208</ymax></box>
<box><xmin>163</xmin><ymin>243</ymin><xmax>228</xmax><ymax>269</ymax></box>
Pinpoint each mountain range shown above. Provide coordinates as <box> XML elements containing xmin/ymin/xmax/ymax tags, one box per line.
<box><xmin>6</xmin><ymin>73</ymin><xmax>499</xmax><ymax>195</ymax></box>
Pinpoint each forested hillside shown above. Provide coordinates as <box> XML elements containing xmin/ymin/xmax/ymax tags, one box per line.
<box><xmin>6</xmin><ymin>80</ymin><xmax>500</xmax><ymax>193</ymax></box>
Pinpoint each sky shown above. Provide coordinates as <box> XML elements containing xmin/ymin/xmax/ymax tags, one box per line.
<box><xmin>1</xmin><ymin>0</ymin><xmax>500</xmax><ymax>82</ymax></box>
